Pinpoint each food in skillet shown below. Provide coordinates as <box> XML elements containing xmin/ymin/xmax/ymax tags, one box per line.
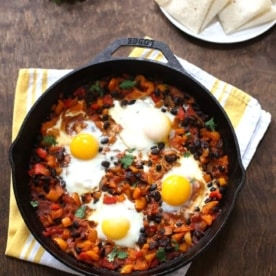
<box><xmin>28</xmin><ymin>74</ymin><xmax>229</xmax><ymax>274</ymax></box>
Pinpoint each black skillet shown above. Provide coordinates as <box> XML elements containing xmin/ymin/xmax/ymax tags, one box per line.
<box><xmin>9</xmin><ymin>37</ymin><xmax>246</xmax><ymax>275</ymax></box>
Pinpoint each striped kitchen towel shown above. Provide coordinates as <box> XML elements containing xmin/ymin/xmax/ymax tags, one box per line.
<box><xmin>5</xmin><ymin>48</ymin><xmax>271</xmax><ymax>276</ymax></box>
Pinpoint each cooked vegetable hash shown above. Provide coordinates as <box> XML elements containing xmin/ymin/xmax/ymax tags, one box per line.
<box><xmin>28</xmin><ymin>74</ymin><xmax>229</xmax><ymax>274</ymax></box>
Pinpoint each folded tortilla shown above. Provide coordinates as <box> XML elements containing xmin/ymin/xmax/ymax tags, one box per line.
<box><xmin>218</xmin><ymin>0</ymin><xmax>272</xmax><ymax>34</ymax></box>
<box><xmin>201</xmin><ymin>0</ymin><xmax>230</xmax><ymax>31</ymax></box>
<box><xmin>237</xmin><ymin>5</ymin><xmax>276</xmax><ymax>30</ymax></box>
<box><xmin>155</xmin><ymin>0</ymin><xmax>214</xmax><ymax>33</ymax></box>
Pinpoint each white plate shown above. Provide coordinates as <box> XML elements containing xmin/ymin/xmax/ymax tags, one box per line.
<box><xmin>160</xmin><ymin>7</ymin><xmax>276</xmax><ymax>44</ymax></box>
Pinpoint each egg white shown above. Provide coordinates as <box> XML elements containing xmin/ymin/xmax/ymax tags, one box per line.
<box><xmin>88</xmin><ymin>194</ymin><xmax>144</xmax><ymax>248</ymax></box>
<box><xmin>109</xmin><ymin>99</ymin><xmax>172</xmax><ymax>154</ymax></box>
<box><xmin>61</xmin><ymin>121</ymin><xmax>119</xmax><ymax>195</ymax></box>
<box><xmin>161</xmin><ymin>155</ymin><xmax>207</xmax><ymax>212</ymax></box>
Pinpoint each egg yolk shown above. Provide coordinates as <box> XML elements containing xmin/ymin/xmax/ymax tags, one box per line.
<box><xmin>161</xmin><ymin>175</ymin><xmax>192</xmax><ymax>206</ymax></box>
<box><xmin>70</xmin><ymin>133</ymin><xmax>99</xmax><ymax>160</ymax></box>
<box><xmin>102</xmin><ymin>217</ymin><xmax>130</xmax><ymax>240</ymax></box>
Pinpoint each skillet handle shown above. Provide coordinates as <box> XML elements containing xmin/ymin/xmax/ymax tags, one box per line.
<box><xmin>91</xmin><ymin>37</ymin><xmax>185</xmax><ymax>73</ymax></box>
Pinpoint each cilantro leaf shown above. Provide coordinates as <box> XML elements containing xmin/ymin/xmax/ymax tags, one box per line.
<box><xmin>117</xmin><ymin>251</ymin><xmax>128</xmax><ymax>259</ymax></box>
<box><xmin>107</xmin><ymin>249</ymin><xmax>117</xmax><ymax>262</ymax></box>
<box><xmin>119</xmin><ymin>80</ymin><xmax>136</xmax><ymax>89</ymax></box>
<box><xmin>90</xmin><ymin>81</ymin><xmax>104</xmax><ymax>97</ymax></box>
<box><xmin>30</xmin><ymin>200</ymin><xmax>39</xmax><ymax>208</ymax></box>
<box><xmin>42</xmin><ymin>135</ymin><xmax>57</xmax><ymax>146</ymax></box>
<box><xmin>205</xmin><ymin>117</ymin><xmax>216</xmax><ymax>131</ymax></box>
<box><xmin>107</xmin><ymin>247</ymin><xmax>128</xmax><ymax>262</ymax></box>
<box><xmin>120</xmin><ymin>153</ymin><xmax>135</xmax><ymax>169</ymax></box>
<box><xmin>75</xmin><ymin>205</ymin><xmax>86</xmax><ymax>218</ymax></box>
<box><xmin>183</xmin><ymin>151</ymin><xmax>191</xmax><ymax>158</ymax></box>
<box><xmin>156</xmin><ymin>247</ymin><xmax>166</xmax><ymax>262</ymax></box>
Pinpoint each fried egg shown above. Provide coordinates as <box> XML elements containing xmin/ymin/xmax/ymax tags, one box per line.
<box><xmin>109</xmin><ymin>99</ymin><xmax>172</xmax><ymax>153</ymax></box>
<box><xmin>88</xmin><ymin>194</ymin><xmax>144</xmax><ymax>248</ymax></box>
<box><xmin>160</xmin><ymin>155</ymin><xmax>207</xmax><ymax>212</ymax></box>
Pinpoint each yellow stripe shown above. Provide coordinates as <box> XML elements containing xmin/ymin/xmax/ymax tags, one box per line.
<box><xmin>42</xmin><ymin>69</ymin><xmax>48</xmax><ymax>93</ymax></box>
<box><xmin>31</xmin><ymin>69</ymin><xmax>38</xmax><ymax>104</ymax></box>
<box><xmin>34</xmin><ymin>245</ymin><xmax>46</xmax><ymax>263</ymax></box>
<box><xmin>12</xmin><ymin>69</ymin><xmax>30</xmax><ymax>140</ymax></box>
<box><xmin>223</xmin><ymin>87</ymin><xmax>251</xmax><ymax>128</ymax></box>
<box><xmin>24</xmin><ymin>238</ymin><xmax>36</xmax><ymax>259</ymax></box>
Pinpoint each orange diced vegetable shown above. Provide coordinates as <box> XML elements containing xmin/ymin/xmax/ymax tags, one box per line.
<box><xmin>53</xmin><ymin>237</ymin><xmax>67</xmax><ymax>251</ymax></box>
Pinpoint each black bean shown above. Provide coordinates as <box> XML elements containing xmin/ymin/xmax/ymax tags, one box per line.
<box><xmin>218</xmin><ymin>165</ymin><xmax>226</xmax><ymax>172</ymax></box>
<box><xmin>149</xmin><ymin>184</ymin><xmax>157</xmax><ymax>191</ymax></box>
<box><xmin>194</xmin><ymin>206</ymin><xmax>200</xmax><ymax>212</ymax></box>
<box><xmin>155</xmin><ymin>164</ymin><xmax>162</xmax><ymax>171</ymax></box>
<box><xmin>161</xmin><ymin>107</ymin><xmax>167</xmax><ymax>113</ymax></box>
<box><xmin>173</xmin><ymin>96</ymin><xmax>183</xmax><ymax>105</ymax></box>
<box><xmin>101</xmin><ymin>160</ymin><xmax>110</xmax><ymax>168</ymax></box>
<box><xmin>207</xmin><ymin>182</ymin><xmax>212</xmax><ymax>188</ymax></box>
<box><xmin>157</xmin><ymin>142</ymin><xmax>165</xmax><ymax>150</ymax></box>
<box><xmin>194</xmin><ymin>139</ymin><xmax>201</xmax><ymax>148</ymax></box>
<box><xmin>121</xmin><ymin>99</ymin><xmax>129</xmax><ymax>106</ymax></box>
<box><xmin>137</xmin><ymin>235</ymin><xmax>147</xmax><ymax>246</ymax></box>
<box><xmin>128</xmin><ymin>99</ymin><xmax>136</xmax><ymax>105</ymax></box>
<box><xmin>170</xmin><ymin>107</ymin><xmax>178</xmax><ymax>115</ymax></box>
<box><xmin>165</xmin><ymin>154</ymin><xmax>177</xmax><ymax>163</ymax></box>
<box><xmin>140</xmin><ymin>227</ymin><xmax>146</xmax><ymax>233</ymax></box>
<box><xmin>100</xmin><ymin>137</ymin><xmax>109</xmax><ymax>144</ymax></box>
<box><xmin>103</xmin><ymin>121</ymin><xmax>110</xmax><ymax>130</ymax></box>
<box><xmin>102</xmin><ymin>114</ymin><xmax>109</xmax><ymax>121</ymax></box>
<box><xmin>175</xmin><ymin>221</ymin><xmax>182</xmax><ymax>227</ymax></box>
<box><xmin>149</xmin><ymin>241</ymin><xmax>158</xmax><ymax>249</ymax></box>
<box><xmin>71</xmin><ymin>231</ymin><xmax>80</xmax><ymax>238</ymax></box>
<box><xmin>210</xmin><ymin>187</ymin><xmax>216</xmax><ymax>192</ymax></box>
<box><xmin>73</xmin><ymin>221</ymin><xmax>79</xmax><ymax>228</ymax></box>
<box><xmin>159</xmin><ymin>237</ymin><xmax>170</xmax><ymax>247</ymax></box>
<box><xmin>153</xmin><ymin>191</ymin><xmax>161</xmax><ymax>202</ymax></box>
<box><xmin>151</xmin><ymin>148</ymin><xmax>160</xmax><ymax>155</ymax></box>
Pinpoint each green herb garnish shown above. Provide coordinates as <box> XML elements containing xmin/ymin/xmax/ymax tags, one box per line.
<box><xmin>205</xmin><ymin>117</ymin><xmax>216</xmax><ymax>131</ymax></box>
<box><xmin>183</xmin><ymin>151</ymin><xmax>191</xmax><ymax>158</ymax></box>
<box><xmin>120</xmin><ymin>152</ymin><xmax>135</xmax><ymax>169</ymax></box>
<box><xmin>75</xmin><ymin>205</ymin><xmax>86</xmax><ymax>218</ymax></box>
<box><xmin>90</xmin><ymin>81</ymin><xmax>104</xmax><ymax>97</ymax></box>
<box><xmin>121</xmin><ymin>149</ymin><xmax>136</xmax><ymax>169</ymax></box>
<box><xmin>156</xmin><ymin>247</ymin><xmax>166</xmax><ymax>262</ymax></box>
<box><xmin>30</xmin><ymin>201</ymin><xmax>39</xmax><ymax>208</ymax></box>
<box><xmin>42</xmin><ymin>135</ymin><xmax>57</xmax><ymax>146</ymax></box>
<box><xmin>107</xmin><ymin>247</ymin><xmax>128</xmax><ymax>262</ymax></box>
<box><xmin>119</xmin><ymin>80</ymin><xmax>136</xmax><ymax>89</ymax></box>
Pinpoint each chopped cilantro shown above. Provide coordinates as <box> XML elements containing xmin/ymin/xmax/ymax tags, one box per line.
<box><xmin>183</xmin><ymin>151</ymin><xmax>191</xmax><ymax>158</ymax></box>
<box><xmin>119</xmin><ymin>80</ymin><xmax>136</xmax><ymax>89</ymax></box>
<box><xmin>156</xmin><ymin>247</ymin><xmax>166</xmax><ymax>262</ymax></box>
<box><xmin>120</xmin><ymin>153</ymin><xmax>135</xmax><ymax>169</ymax></box>
<box><xmin>89</xmin><ymin>81</ymin><xmax>104</xmax><ymax>97</ymax></box>
<box><xmin>42</xmin><ymin>135</ymin><xmax>57</xmax><ymax>146</ymax></box>
<box><xmin>75</xmin><ymin>205</ymin><xmax>86</xmax><ymax>218</ymax></box>
<box><xmin>30</xmin><ymin>200</ymin><xmax>39</xmax><ymax>208</ymax></box>
<box><xmin>205</xmin><ymin>117</ymin><xmax>216</xmax><ymax>131</ymax></box>
<box><xmin>107</xmin><ymin>247</ymin><xmax>128</xmax><ymax>262</ymax></box>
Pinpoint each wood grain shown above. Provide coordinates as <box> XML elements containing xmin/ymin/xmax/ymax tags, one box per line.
<box><xmin>0</xmin><ymin>0</ymin><xmax>275</xmax><ymax>275</ymax></box>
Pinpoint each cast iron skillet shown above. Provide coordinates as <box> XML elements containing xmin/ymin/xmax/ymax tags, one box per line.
<box><xmin>9</xmin><ymin>38</ymin><xmax>246</xmax><ymax>275</ymax></box>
